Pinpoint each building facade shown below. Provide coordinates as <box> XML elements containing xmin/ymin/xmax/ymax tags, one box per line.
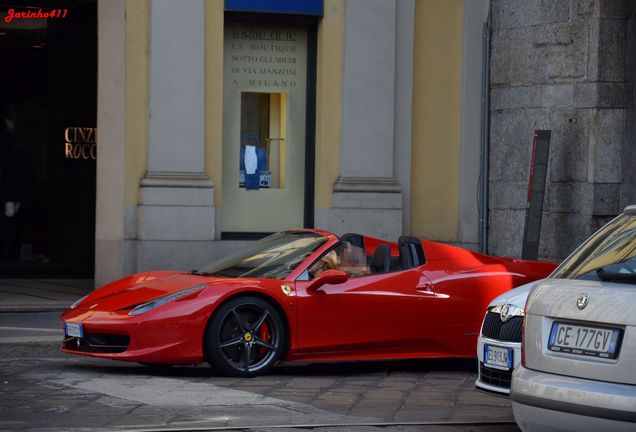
<box><xmin>94</xmin><ymin>0</ymin><xmax>489</xmax><ymax>285</ymax></box>
<box><xmin>1</xmin><ymin>0</ymin><xmax>633</xmax><ymax>286</ymax></box>
<box><xmin>488</xmin><ymin>0</ymin><xmax>636</xmax><ymax>261</ymax></box>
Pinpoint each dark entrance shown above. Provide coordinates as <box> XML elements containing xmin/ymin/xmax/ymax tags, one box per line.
<box><xmin>0</xmin><ymin>1</ymin><xmax>97</xmax><ymax>276</ymax></box>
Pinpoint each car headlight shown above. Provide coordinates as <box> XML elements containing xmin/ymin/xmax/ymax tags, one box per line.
<box><xmin>128</xmin><ymin>284</ymin><xmax>206</xmax><ymax>316</ymax></box>
<box><xmin>70</xmin><ymin>295</ymin><xmax>88</xmax><ymax>309</ymax></box>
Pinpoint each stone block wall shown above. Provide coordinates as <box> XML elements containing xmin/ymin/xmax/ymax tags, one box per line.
<box><xmin>488</xmin><ymin>0</ymin><xmax>634</xmax><ymax>261</ymax></box>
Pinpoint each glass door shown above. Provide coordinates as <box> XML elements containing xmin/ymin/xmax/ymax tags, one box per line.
<box><xmin>221</xmin><ymin>22</ymin><xmax>307</xmax><ymax>234</ymax></box>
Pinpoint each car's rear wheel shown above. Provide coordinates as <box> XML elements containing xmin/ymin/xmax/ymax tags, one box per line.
<box><xmin>205</xmin><ymin>296</ymin><xmax>286</xmax><ymax>377</ymax></box>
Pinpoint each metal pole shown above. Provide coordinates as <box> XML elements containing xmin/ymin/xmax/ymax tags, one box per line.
<box><xmin>479</xmin><ymin>19</ymin><xmax>492</xmax><ymax>254</ymax></box>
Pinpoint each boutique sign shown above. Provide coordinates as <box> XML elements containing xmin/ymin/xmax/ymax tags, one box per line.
<box><xmin>224</xmin><ymin>0</ymin><xmax>323</xmax><ymax>16</ymax></box>
<box><xmin>227</xmin><ymin>25</ymin><xmax>303</xmax><ymax>90</ymax></box>
<box><xmin>65</xmin><ymin>127</ymin><xmax>97</xmax><ymax>160</ymax></box>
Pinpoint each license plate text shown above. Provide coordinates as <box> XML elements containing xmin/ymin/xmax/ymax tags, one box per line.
<box><xmin>548</xmin><ymin>322</ymin><xmax>621</xmax><ymax>359</ymax></box>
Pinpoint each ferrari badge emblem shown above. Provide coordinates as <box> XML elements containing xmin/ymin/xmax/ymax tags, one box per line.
<box><xmin>243</xmin><ymin>332</ymin><xmax>253</xmax><ymax>342</ymax></box>
<box><xmin>576</xmin><ymin>292</ymin><xmax>589</xmax><ymax>310</ymax></box>
<box><xmin>280</xmin><ymin>285</ymin><xmax>293</xmax><ymax>296</ymax></box>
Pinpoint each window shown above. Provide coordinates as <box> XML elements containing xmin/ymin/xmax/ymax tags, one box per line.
<box><xmin>553</xmin><ymin>214</ymin><xmax>636</xmax><ymax>283</ymax></box>
<box><xmin>197</xmin><ymin>231</ymin><xmax>327</xmax><ymax>279</ymax></box>
<box><xmin>239</xmin><ymin>92</ymin><xmax>287</xmax><ymax>190</ymax></box>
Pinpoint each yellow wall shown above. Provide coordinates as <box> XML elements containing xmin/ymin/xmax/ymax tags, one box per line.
<box><xmin>123</xmin><ymin>0</ymin><xmax>224</xmax><ymax>207</ymax></box>
<box><xmin>314</xmin><ymin>0</ymin><xmax>344</xmax><ymax>209</ymax></box>
<box><xmin>205</xmin><ymin>0</ymin><xmax>224</xmax><ymax>205</ymax></box>
<box><xmin>410</xmin><ymin>0</ymin><xmax>463</xmax><ymax>241</ymax></box>
<box><xmin>116</xmin><ymin>1</ymin><xmax>469</xmax><ymax>246</ymax></box>
<box><xmin>124</xmin><ymin>0</ymin><xmax>149</xmax><ymax>205</ymax></box>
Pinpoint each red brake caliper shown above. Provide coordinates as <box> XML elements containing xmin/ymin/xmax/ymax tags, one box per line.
<box><xmin>258</xmin><ymin>322</ymin><xmax>271</xmax><ymax>357</ymax></box>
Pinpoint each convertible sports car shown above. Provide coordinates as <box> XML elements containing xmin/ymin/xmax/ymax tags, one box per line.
<box><xmin>62</xmin><ymin>230</ymin><xmax>556</xmax><ymax>376</ymax></box>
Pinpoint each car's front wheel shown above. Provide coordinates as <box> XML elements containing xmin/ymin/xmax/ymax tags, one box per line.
<box><xmin>205</xmin><ymin>296</ymin><xmax>286</xmax><ymax>377</ymax></box>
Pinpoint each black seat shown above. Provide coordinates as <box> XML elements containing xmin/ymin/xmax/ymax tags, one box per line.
<box><xmin>370</xmin><ymin>244</ymin><xmax>391</xmax><ymax>274</ymax></box>
<box><xmin>397</xmin><ymin>242</ymin><xmax>413</xmax><ymax>270</ymax></box>
<box><xmin>398</xmin><ymin>236</ymin><xmax>426</xmax><ymax>269</ymax></box>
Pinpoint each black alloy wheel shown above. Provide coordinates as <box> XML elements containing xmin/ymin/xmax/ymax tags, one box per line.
<box><xmin>205</xmin><ymin>296</ymin><xmax>286</xmax><ymax>377</ymax></box>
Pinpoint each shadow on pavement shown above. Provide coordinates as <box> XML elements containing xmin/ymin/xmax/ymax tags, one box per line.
<box><xmin>57</xmin><ymin>356</ymin><xmax>478</xmax><ymax>379</ymax></box>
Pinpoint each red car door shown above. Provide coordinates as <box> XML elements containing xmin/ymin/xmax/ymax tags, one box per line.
<box><xmin>292</xmin><ymin>268</ymin><xmax>437</xmax><ymax>361</ymax></box>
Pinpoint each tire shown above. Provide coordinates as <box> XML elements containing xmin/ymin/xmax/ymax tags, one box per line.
<box><xmin>205</xmin><ymin>296</ymin><xmax>286</xmax><ymax>377</ymax></box>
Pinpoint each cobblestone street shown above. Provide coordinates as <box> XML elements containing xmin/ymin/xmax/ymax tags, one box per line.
<box><xmin>0</xmin><ymin>344</ymin><xmax>519</xmax><ymax>432</ymax></box>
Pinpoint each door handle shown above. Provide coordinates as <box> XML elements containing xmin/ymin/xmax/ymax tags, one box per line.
<box><xmin>416</xmin><ymin>284</ymin><xmax>435</xmax><ymax>296</ymax></box>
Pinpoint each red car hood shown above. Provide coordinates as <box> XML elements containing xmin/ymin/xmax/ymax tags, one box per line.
<box><xmin>75</xmin><ymin>272</ymin><xmax>218</xmax><ymax>312</ymax></box>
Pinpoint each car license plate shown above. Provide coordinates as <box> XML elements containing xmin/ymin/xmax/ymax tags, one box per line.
<box><xmin>548</xmin><ymin>322</ymin><xmax>621</xmax><ymax>359</ymax></box>
<box><xmin>484</xmin><ymin>344</ymin><xmax>512</xmax><ymax>370</ymax></box>
<box><xmin>65</xmin><ymin>322</ymin><xmax>84</xmax><ymax>338</ymax></box>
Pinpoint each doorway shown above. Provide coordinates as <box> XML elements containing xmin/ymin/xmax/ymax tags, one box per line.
<box><xmin>221</xmin><ymin>19</ymin><xmax>315</xmax><ymax>237</ymax></box>
<box><xmin>0</xmin><ymin>1</ymin><xmax>97</xmax><ymax>276</ymax></box>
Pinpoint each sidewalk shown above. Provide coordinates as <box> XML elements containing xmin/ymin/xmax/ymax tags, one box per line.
<box><xmin>0</xmin><ymin>278</ymin><xmax>93</xmax><ymax>312</ymax></box>
<box><xmin>0</xmin><ymin>279</ymin><xmax>92</xmax><ymax>346</ymax></box>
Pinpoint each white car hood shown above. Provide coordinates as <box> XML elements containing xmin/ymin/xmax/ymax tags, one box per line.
<box><xmin>487</xmin><ymin>279</ymin><xmax>546</xmax><ymax>309</ymax></box>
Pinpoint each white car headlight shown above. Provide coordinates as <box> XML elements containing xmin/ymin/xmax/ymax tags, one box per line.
<box><xmin>128</xmin><ymin>284</ymin><xmax>206</xmax><ymax>316</ymax></box>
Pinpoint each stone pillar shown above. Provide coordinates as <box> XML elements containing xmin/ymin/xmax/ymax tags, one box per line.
<box><xmin>624</xmin><ymin>4</ymin><xmax>636</xmax><ymax>209</ymax></box>
<box><xmin>95</xmin><ymin>0</ymin><xmax>128</xmax><ymax>286</ymax></box>
<box><xmin>394</xmin><ymin>0</ymin><xmax>415</xmax><ymax>236</ymax></box>
<box><xmin>328</xmin><ymin>0</ymin><xmax>402</xmax><ymax>241</ymax></box>
<box><xmin>488</xmin><ymin>0</ymin><xmax>632</xmax><ymax>261</ymax></box>
<box><xmin>457</xmin><ymin>0</ymin><xmax>489</xmax><ymax>251</ymax></box>
<box><xmin>138</xmin><ymin>0</ymin><xmax>215</xmax><ymax>269</ymax></box>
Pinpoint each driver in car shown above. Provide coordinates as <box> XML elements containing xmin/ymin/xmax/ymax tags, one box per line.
<box><xmin>308</xmin><ymin>250</ymin><xmax>338</xmax><ymax>278</ymax></box>
<box><xmin>337</xmin><ymin>241</ymin><xmax>370</xmax><ymax>277</ymax></box>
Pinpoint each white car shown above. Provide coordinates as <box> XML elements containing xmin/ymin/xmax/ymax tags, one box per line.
<box><xmin>475</xmin><ymin>280</ymin><xmax>543</xmax><ymax>395</ymax></box>
<box><xmin>511</xmin><ymin>205</ymin><xmax>636</xmax><ymax>432</ymax></box>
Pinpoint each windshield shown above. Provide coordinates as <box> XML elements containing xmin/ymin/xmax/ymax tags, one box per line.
<box><xmin>194</xmin><ymin>231</ymin><xmax>328</xmax><ymax>279</ymax></box>
<box><xmin>552</xmin><ymin>213</ymin><xmax>636</xmax><ymax>284</ymax></box>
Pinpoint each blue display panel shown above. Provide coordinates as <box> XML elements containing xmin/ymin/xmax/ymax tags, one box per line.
<box><xmin>225</xmin><ymin>0</ymin><xmax>323</xmax><ymax>16</ymax></box>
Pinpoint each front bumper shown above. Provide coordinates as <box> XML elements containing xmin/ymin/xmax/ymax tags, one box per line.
<box><xmin>61</xmin><ymin>306</ymin><xmax>208</xmax><ymax>364</ymax></box>
<box><xmin>511</xmin><ymin>365</ymin><xmax>636</xmax><ymax>432</ymax></box>
<box><xmin>475</xmin><ymin>335</ymin><xmax>521</xmax><ymax>395</ymax></box>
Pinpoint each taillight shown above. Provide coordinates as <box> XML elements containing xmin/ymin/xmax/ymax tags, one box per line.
<box><xmin>521</xmin><ymin>314</ymin><xmax>526</xmax><ymax>367</ymax></box>
<box><xmin>521</xmin><ymin>299</ymin><xmax>530</xmax><ymax>368</ymax></box>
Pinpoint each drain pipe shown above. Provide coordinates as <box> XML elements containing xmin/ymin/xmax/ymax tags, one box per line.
<box><xmin>479</xmin><ymin>15</ymin><xmax>492</xmax><ymax>254</ymax></box>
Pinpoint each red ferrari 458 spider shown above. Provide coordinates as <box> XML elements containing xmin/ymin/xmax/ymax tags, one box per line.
<box><xmin>62</xmin><ymin>230</ymin><xmax>556</xmax><ymax>376</ymax></box>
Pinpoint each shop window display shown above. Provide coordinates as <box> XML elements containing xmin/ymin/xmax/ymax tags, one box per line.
<box><xmin>239</xmin><ymin>92</ymin><xmax>287</xmax><ymax>190</ymax></box>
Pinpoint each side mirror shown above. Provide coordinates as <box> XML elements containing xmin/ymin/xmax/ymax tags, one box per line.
<box><xmin>307</xmin><ymin>270</ymin><xmax>349</xmax><ymax>292</ymax></box>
